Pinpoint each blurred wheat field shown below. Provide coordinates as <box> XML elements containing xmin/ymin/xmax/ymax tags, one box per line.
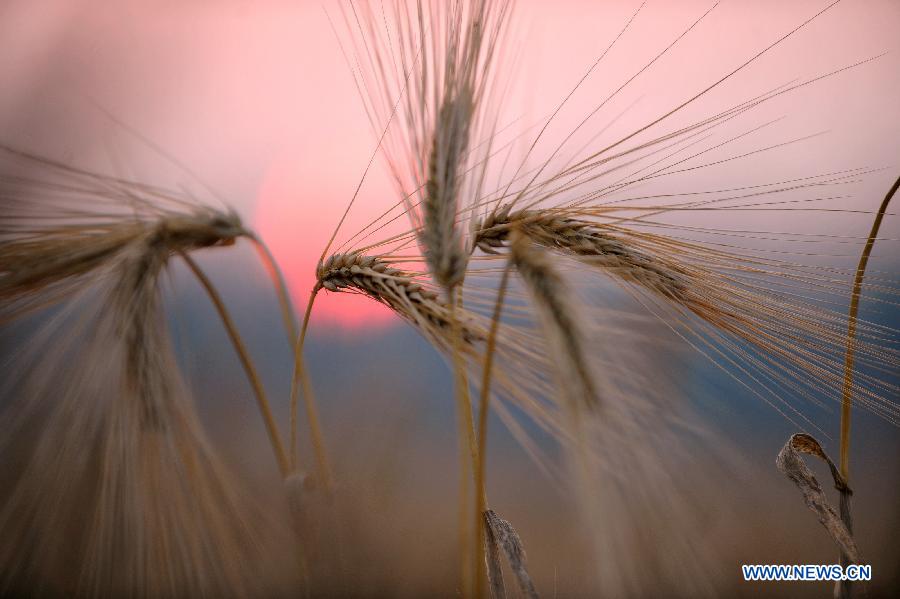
<box><xmin>1</xmin><ymin>1</ymin><xmax>899</xmax><ymax>598</ymax></box>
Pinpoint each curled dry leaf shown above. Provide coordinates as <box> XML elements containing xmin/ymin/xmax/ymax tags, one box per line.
<box><xmin>775</xmin><ymin>433</ymin><xmax>859</xmax><ymax>564</ymax></box>
<box><xmin>483</xmin><ymin>509</ymin><xmax>539</xmax><ymax>599</ymax></box>
<box><xmin>483</xmin><ymin>511</ymin><xmax>506</xmax><ymax>599</ymax></box>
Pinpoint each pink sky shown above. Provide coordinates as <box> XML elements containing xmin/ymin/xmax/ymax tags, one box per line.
<box><xmin>2</xmin><ymin>0</ymin><xmax>898</xmax><ymax>330</ymax></box>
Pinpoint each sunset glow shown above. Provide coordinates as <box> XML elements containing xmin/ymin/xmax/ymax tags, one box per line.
<box><xmin>254</xmin><ymin>151</ymin><xmax>400</xmax><ymax>330</ymax></box>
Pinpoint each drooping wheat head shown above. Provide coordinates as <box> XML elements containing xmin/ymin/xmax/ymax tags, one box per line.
<box><xmin>508</xmin><ymin>228</ymin><xmax>598</xmax><ymax>411</ymax></box>
<box><xmin>0</xmin><ymin>148</ymin><xmax>299</xmax><ymax>596</ymax></box>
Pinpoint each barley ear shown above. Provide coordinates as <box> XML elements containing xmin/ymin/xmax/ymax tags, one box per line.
<box><xmin>422</xmin><ymin>81</ymin><xmax>474</xmax><ymax>291</ymax></box>
<box><xmin>474</xmin><ymin>208</ymin><xmax>686</xmax><ymax>304</ymax></box>
<box><xmin>509</xmin><ymin>229</ymin><xmax>598</xmax><ymax>411</ymax></box>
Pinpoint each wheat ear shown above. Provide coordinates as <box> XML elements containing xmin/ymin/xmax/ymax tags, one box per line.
<box><xmin>509</xmin><ymin>229</ymin><xmax>598</xmax><ymax>411</ymax></box>
<box><xmin>423</xmin><ymin>91</ymin><xmax>473</xmax><ymax>290</ymax></box>
<box><xmin>316</xmin><ymin>252</ymin><xmax>484</xmax><ymax>344</ymax></box>
<box><xmin>476</xmin><ymin>206</ymin><xmax>685</xmax><ymax>301</ymax></box>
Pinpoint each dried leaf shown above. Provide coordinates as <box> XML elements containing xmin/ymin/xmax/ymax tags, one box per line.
<box><xmin>483</xmin><ymin>510</ymin><xmax>506</xmax><ymax>599</ymax></box>
<box><xmin>483</xmin><ymin>509</ymin><xmax>539</xmax><ymax>599</ymax></box>
<box><xmin>775</xmin><ymin>433</ymin><xmax>858</xmax><ymax>564</ymax></box>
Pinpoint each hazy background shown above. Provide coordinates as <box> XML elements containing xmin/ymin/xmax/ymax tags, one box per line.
<box><xmin>1</xmin><ymin>1</ymin><xmax>898</xmax><ymax>596</ymax></box>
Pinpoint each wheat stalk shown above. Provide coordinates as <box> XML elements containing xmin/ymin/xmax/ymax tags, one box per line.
<box><xmin>412</xmin><ymin>7</ymin><xmax>502</xmax><ymax>593</ymax></box>
<box><xmin>839</xmin><ymin>174</ymin><xmax>900</xmax><ymax>477</ymax></box>
<box><xmin>181</xmin><ymin>252</ymin><xmax>291</xmax><ymax>477</ymax></box>
<box><xmin>831</xmin><ymin>173</ymin><xmax>899</xmax><ymax>598</ymax></box>
<box><xmin>475</xmin><ymin>262</ymin><xmax>514</xmax><ymax>599</ymax></box>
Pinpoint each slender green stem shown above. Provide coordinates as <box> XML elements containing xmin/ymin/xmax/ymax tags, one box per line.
<box><xmin>181</xmin><ymin>251</ymin><xmax>290</xmax><ymax>477</ymax></box>
<box><xmin>474</xmin><ymin>262</ymin><xmax>512</xmax><ymax>599</ymax></box>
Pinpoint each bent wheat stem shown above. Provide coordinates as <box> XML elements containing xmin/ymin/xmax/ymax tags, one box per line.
<box><xmin>181</xmin><ymin>251</ymin><xmax>290</xmax><ymax>477</ymax></box>
<box><xmin>250</xmin><ymin>235</ymin><xmax>299</xmax><ymax>341</ymax></box>
<box><xmin>837</xmin><ymin>173</ymin><xmax>898</xmax><ymax>598</ymax></box>
<box><xmin>252</xmin><ymin>236</ymin><xmax>331</xmax><ymax>488</ymax></box>
<box><xmin>290</xmin><ymin>285</ymin><xmax>333</xmax><ymax>491</ymax></box>
<box><xmin>840</xmin><ymin>174</ymin><xmax>900</xmax><ymax>480</ymax></box>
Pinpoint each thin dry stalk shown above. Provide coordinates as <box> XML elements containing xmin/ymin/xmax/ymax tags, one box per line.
<box><xmin>840</xmin><ymin>175</ymin><xmax>900</xmax><ymax>477</ymax></box>
<box><xmin>250</xmin><ymin>235</ymin><xmax>334</xmax><ymax>487</ymax></box>
<box><xmin>289</xmin><ymin>285</ymin><xmax>333</xmax><ymax>491</ymax></box>
<box><xmin>475</xmin><ymin>260</ymin><xmax>512</xmax><ymax>597</ymax></box>
<box><xmin>415</xmin><ymin>9</ymin><xmax>493</xmax><ymax>591</ymax></box>
<box><xmin>251</xmin><ymin>235</ymin><xmax>299</xmax><ymax>341</ymax></box>
<box><xmin>836</xmin><ymin>173</ymin><xmax>899</xmax><ymax>598</ymax></box>
<box><xmin>449</xmin><ymin>288</ymin><xmax>482</xmax><ymax>597</ymax></box>
<box><xmin>181</xmin><ymin>252</ymin><xmax>290</xmax><ymax>477</ymax></box>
